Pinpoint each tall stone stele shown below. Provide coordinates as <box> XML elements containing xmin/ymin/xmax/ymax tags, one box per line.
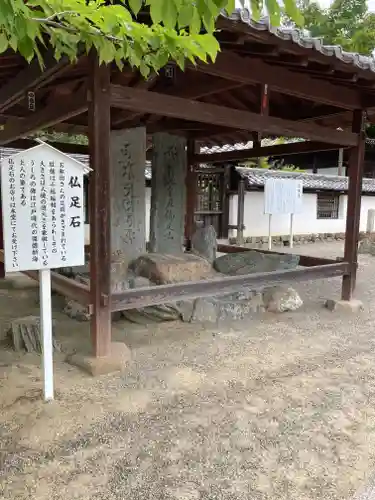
<box><xmin>110</xmin><ymin>127</ymin><xmax>147</xmax><ymax>292</ymax></box>
<box><xmin>150</xmin><ymin>133</ymin><xmax>187</xmax><ymax>254</ymax></box>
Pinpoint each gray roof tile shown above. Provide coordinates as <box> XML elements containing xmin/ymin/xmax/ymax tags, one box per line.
<box><xmin>223</xmin><ymin>9</ymin><xmax>375</xmax><ymax>73</ymax></box>
<box><xmin>236</xmin><ymin>166</ymin><xmax>375</xmax><ymax>193</ymax></box>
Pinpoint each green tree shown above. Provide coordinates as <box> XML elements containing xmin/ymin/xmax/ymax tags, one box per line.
<box><xmin>296</xmin><ymin>0</ymin><xmax>375</xmax><ymax>55</ymax></box>
<box><xmin>0</xmin><ymin>0</ymin><xmax>301</xmax><ymax>76</ymax></box>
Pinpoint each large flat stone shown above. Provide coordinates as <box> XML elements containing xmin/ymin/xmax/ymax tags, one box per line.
<box><xmin>214</xmin><ymin>250</ymin><xmax>300</xmax><ymax>276</ymax></box>
<box><xmin>129</xmin><ymin>253</ymin><xmax>213</xmax><ymax>284</ymax></box>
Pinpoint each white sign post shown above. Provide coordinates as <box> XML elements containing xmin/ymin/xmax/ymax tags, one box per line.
<box><xmin>264</xmin><ymin>178</ymin><xmax>303</xmax><ymax>249</ymax></box>
<box><xmin>1</xmin><ymin>141</ymin><xmax>90</xmax><ymax>401</ymax></box>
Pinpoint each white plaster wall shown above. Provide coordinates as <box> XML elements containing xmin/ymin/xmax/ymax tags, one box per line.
<box><xmin>84</xmin><ymin>188</ymin><xmax>375</xmax><ymax>245</ymax></box>
<box><xmin>229</xmin><ymin>191</ymin><xmax>375</xmax><ymax>238</ymax></box>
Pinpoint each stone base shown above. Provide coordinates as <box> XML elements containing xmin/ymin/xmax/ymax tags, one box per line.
<box><xmin>325</xmin><ymin>299</ymin><xmax>364</xmax><ymax>313</ymax></box>
<box><xmin>67</xmin><ymin>342</ymin><xmax>131</xmax><ymax>376</ymax></box>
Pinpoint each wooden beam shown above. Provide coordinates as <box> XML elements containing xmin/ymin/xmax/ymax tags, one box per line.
<box><xmin>88</xmin><ymin>53</ymin><xmax>112</xmax><ymax>358</ymax></box>
<box><xmin>342</xmin><ymin>110</ymin><xmax>366</xmax><ymax>300</ymax></box>
<box><xmin>110</xmin><ymin>86</ymin><xmax>358</xmax><ymax>146</ymax></box>
<box><xmin>192</xmin><ymin>51</ymin><xmax>362</xmax><ymax>110</ymax></box>
<box><xmin>0</xmin><ymin>88</ymin><xmax>87</xmax><ymax>145</ymax></box>
<box><xmin>111</xmin><ymin>263</ymin><xmax>349</xmax><ymax>311</ymax></box>
<box><xmin>0</xmin><ymin>51</ymin><xmax>71</xmax><ymax>113</ymax></box>
<box><xmin>193</xmin><ymin>140</ymin><xmax>349</xmax><ymax>164</ymax></box>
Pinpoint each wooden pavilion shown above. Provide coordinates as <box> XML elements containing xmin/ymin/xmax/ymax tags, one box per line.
<box><xmin>0</xmin><ymin>9</ymin><xmax>373</xmax><ymax>364</ymax></box>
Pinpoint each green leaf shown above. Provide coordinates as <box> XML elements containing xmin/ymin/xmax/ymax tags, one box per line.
<box><xmin>0</xmin><ymin>33</ymin><xmax>8</xmax><ymax>53</ymax></box>
<box><xmin>149</xmin><ymin>0</ymin><xmax>163</xmax><ymax>24</ymax></box>
<box><xmin>178</xmin><ymin>3</ymin><xmax>193</xmax><ymax>28</ymax></box>
<box><xmin>163</xmin><ymin>0</ymin><xmax>178</xmax><ymax>29</ymax></box>
<box><xmin>128</xmin><ymin>0</ymin><xmax>143</xmax><ymax>16</ymax></box>
<box><xmin>199</xmin><ymin>33</ymin><xmax>220</xmax><ymax>61</ymax></box>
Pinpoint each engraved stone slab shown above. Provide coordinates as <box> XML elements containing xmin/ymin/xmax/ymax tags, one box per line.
<box><xmin>150</xmin><ymin>133</ymin><xmax>187</xmax><ymax>254</ymax></box>
<box><xmin>110</xmin><ymin>128</ymin><xmax>146</xmax><ymax>291</ymax></box>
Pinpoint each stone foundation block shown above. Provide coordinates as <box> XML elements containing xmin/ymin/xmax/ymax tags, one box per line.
<box><xmin>67</xmin><ymin>342</ymin><xmax>131</xmax><ymax>376</ymax></box>
<box><xmin>325</xmin><ymin>299</ymin><xmax>364</xmax><ymax>313</ymax></box>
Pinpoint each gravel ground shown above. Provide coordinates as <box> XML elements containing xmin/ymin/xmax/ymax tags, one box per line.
<box><xmin>1</xmin><ymin>241</ymin><xmax>375</xmax><ymax>500</ymax></box>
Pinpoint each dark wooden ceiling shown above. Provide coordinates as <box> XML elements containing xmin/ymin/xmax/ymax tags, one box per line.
<box><xmin>0</xmin><ymin>14</ymin><xmax>375</xmax><ymax>150</ymax></box>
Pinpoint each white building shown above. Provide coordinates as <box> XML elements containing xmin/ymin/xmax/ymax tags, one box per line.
<box><xmin>229</xmin><ymin>168</ymin><xmax>375</xmax><ymax>243</ymax></box>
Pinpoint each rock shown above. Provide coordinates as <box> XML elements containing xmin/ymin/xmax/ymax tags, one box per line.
<box><xmin>262</xmin><ymin>286</ymin><xmax>303</xmax><ymax>313</ymax></box>
<box><xmin>122</xmin><ymin>304</ymin><xmax>182</xmax><ymax>324</ymax></box>
<box><xmin>191</xmin><ymin>225</ymin><xmax>217</xmax><ymax>262</ymax></box>
<box><xmin>189</xmin><ymin>289</ymin><xmax>265</xmax><ymax>324</ymax></box>
<box><xmin>129</xmin><ymin>253</ymin><xmax>212</xmax><ymax>284</ymax></box>
<box><xmin>63</xmin><ymin>300</ymin><xmax>91</xmax><ymax>322</ymax></box>
<box><xmin>358</xmin><ymin>238</ymin><xmax>375</xmax><ymax>255</ymax></box>
<box><xmin>214</xmin><ymin>250</ymin><xmax>299</xmax><ymax>276</ymax></box>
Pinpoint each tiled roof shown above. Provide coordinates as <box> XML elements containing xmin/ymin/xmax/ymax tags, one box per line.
<box><xmin>224</xmin><ymin>9</ymin><xmax>375</xmax><ymax>73</ymax></box>
<box><xmin>236</xmin><ymin>167</ymin><xmax>375</xmax><ymax>193</ymax></box>
<box><xmin>200</xmin><ymin>138</ymin><xmax>302</xmax><ymax>155</ymax></box>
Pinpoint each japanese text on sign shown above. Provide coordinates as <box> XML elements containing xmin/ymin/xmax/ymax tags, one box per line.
<box><xmin>1</xmin><ymin>144</ymin><xmax>86</xmax><ymax>272</ymax></box>
<box><xmin>264</xmin><ymin>178</ymin><xmax>303</xmax><ymax>215</ymax></box>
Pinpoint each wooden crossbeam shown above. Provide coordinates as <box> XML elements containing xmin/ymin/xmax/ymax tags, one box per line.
<box><xmin>192</xmin><ymin>51</ymin><xmax>362</xmax><ymax>110</ymax></box>
<box><xmin>0</xmin><ymin>88</ymin><xmax>88</xmax><ymax>145</ymax></box>
<box><xmin>192</xmin><ymin>141</ymin><xmax>347</xmax><ymax>164</ymax></box>
<box><xmin>110</xmin><ymin>85</ymin><xmax>358</xmax><ymax>146</ymax></box>
<box><xmin>0</xmin><ymin>51</ymin><xmax>71</xmax><ymax>113</ymax></box>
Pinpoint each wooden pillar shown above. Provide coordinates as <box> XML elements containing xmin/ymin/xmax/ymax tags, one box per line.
<box><xmin>0</xmin><ymin>185</ymin><xmax>4</xmax><ymax>278</ymax></box>
<box><xmin>254</xmin><ymin>84</ymin><xmax>269</xmax><ymax>166</ymax></box>
<box><xmin>236</xmin><ymin>179</ymin><xmax>245</xmax><ymax>246</ymax></box>
<box><xmin>220</xmin><ymin>165</ymin><xmax>231</xmax><ymax>239</ymax></box>
<box><xmin>185</xmin><ymin>139</ymin><xmax>197</xmax><ymax>248</ymax></box>
<box><xmin>342</xmin><ymin>110</ymin><xmax>366</xmax><ymax>301</ymax></box>
<box><xmin>87</xmin><ymin>52</ymin><xmax>111</xmax><ymax>357</ymax></box>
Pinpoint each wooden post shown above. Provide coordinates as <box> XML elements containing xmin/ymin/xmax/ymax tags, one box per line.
<box><xmin>0</xmin><ymin>184</ymin><xmax>5</xmax><ymax>278</ymax></box>
<box><xmin>237</xmin><ymin>179</ymin><xmax>245</xmax><ymax>246</ymax></box>
<box><xmin>342</xmin><ymin>110</ymin><xmax>366</xmax><ymax>301</ymax></box>
<box><xmin>87</xmin><ymin>52</ymin><xmax>111</xmax><ymax>357</ymax></box>
<box><xmin>185</xmin><ymin>139</ymin><xmax>197</xmax><ymax>249</ymax></box>
<box><xmin>338</xmin><ymin>148</ymin><xmax>344</xmax><ymax>176</ymax></box>
<box><xmin>220</xmin><ymin>165</ymin><xmax>231</xmax><ymax>239</ymax></box>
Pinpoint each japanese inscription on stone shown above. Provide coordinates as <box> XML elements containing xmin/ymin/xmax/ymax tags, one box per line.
<box><xmin>1</xmin><ymin>143</ymin><xmax>87</xmax><ymax>272</ymax></box>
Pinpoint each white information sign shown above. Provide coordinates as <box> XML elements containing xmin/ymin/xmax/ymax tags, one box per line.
<box><xmin>264</xmin><ymin>178</ymin><xmax>303</xmax><ymax>250</ymax></box>
<box><xmin>264</xmin><ymin>178</ymin><xmax>303</xmax><ymax>215</ymax></box>
<box><xmin>1</xmin><ymin>141</ymin><xmax>91</xmax><ymax>402</ymax></box>
<box><xmin>1</xmin><ymin>142</ymin><xmax>89</xmax><ymax>273</ymax></box>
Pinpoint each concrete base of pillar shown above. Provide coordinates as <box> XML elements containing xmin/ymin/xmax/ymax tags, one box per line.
<box><xmin>325</xmin><ymin>298</ymin><xmax>364</xmax><ymax>313</ymax></box>
<box><xmin>67</xmin><ymin>341</ymin><xmax>131</xmax><ymax>376</ymax></box>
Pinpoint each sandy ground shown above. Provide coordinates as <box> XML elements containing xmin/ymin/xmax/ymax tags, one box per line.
<box><xmin>1</xmin><ymin>241</ymin><xmax>375</xmax><ymax>499</ymax></box>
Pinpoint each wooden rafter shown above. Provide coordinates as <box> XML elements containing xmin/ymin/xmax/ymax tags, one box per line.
<box><xmin>192</xmin><ymin>51</ymin><xmax>364</xmax><ymax>110</ymax></box>
<box><xmin>0</xmin><ymin>50</ymin><xmax>72</xmax><ymax>113</ymax></box>
<box><xmin>0</xmin><ymin>88</ymin><xmax>88</xmax><ymax>145</ymax></box>
<box><xmin>110</xmin><ymin>85</ymin><xmax>358</xmax><ymax>146</ymax></box>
